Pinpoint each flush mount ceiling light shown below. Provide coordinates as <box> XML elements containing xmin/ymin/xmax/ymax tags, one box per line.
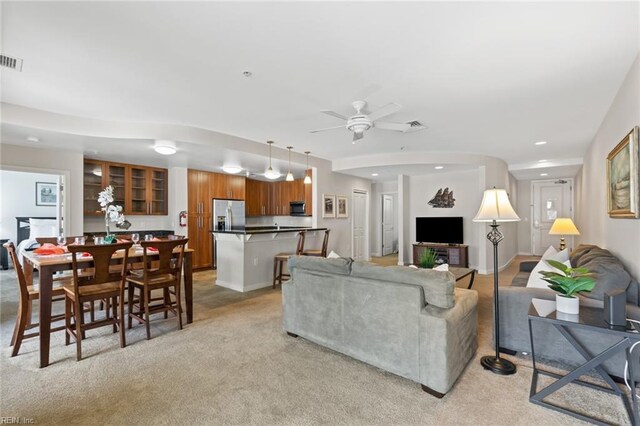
<box><xmin>535</xmin><ymin>141</ymin><xmax>548</xmax><ymax>146</ymax></box>
<box><xmin>538</xmin><ymin>159</ymin><xmax>547</xmax><ymax>162</ymax></box>
<box><xmin>264</xmin><ymin>141</ymin><xmax>281</xmax><ymax>180</ymax></box>
<box><xmin>304</xmin><ymin>151</ymin><xmax>312</xmax><ymax>184</ymax></box>
<box><xmin>434</xmin><ymin>166</ymin><xmax>444</xmax><ymax>170</ymax></box>
<box><xmin>222</xmin><ymin>165</ymin><xmax>243</xmax><ymax>174</ymax></box>
<box><xmin>154</xmin><ymin>139</ymin><xmax>177</xmax><ymax>155</ymax></box>
<box><xmin>286</xmin><ymin>146</ymin><xmax>294</xmax><ymax>182</ymax></box>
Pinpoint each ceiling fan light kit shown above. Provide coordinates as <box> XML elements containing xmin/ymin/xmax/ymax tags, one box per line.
<box><xmin>310</xmin><ymin>100</ymin><xmax>414</xmax><ymax>142</ymax></box>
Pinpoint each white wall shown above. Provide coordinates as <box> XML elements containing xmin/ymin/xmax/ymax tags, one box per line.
<box><xmin>408</xmin><ymin>169</ymin><xmax>483</xmax><ymax>269</ymax></box>
<box><xmin>576</xmin><ymin>54</ymin><xmax>640</xmax><ymax>280</ymax></box>
<box><xmin>0</xmin><ymin>170</ymin><xmax>59</xmax><ymax>243</ymax></box>
<box><xmin>0</xmin><ymin>144</ymin><xmax>83</xmax><ymax>238</ymax></box>
<box><xmin>516</xmin><ymin>179</ymin><xmax>533</xmax><ymax>254</ymax></box>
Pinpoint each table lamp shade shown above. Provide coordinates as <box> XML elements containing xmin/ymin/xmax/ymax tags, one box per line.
<box><xmin>473</xmin><ymin>188</ymin><xmax>520</xmax><ymax>222</ymax></box>
<box><xmin>549</xmin><ymin>218</ymin><xmax>580</xmax><ymax>235</ymax></box>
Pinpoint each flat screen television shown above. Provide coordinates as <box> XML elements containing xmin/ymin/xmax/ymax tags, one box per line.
<box><xmin>416</xmin><ymin>217</ymin><xmax>464</xmax><ymax>245</ymax></box>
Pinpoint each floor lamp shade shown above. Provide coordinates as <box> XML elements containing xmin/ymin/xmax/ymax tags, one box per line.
<box><xmin>474</xmin><ymin>188</ymin><xmax>520</xmax><ymax>375</ymax></box>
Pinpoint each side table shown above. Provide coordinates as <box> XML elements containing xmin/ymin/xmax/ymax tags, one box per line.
<box><xmin>0</xmin><ymin>239</ymin><xmax>8</xmax><ymax>270</ymax></box>
<box><xmin>528</xmin><ymin>298</ymin><xmax>640</xmax><ymax>425</ymax></box>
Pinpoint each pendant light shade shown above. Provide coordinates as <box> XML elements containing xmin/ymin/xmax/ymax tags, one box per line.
<box><xmin>285</xmin><ymin>146</ymin><xmax>294</xmax><ymax>181</ymax></box>
<box><xmin>304</xmin><ymin>151</ymin><xmax>312</xmax><ymax>184</ymax></box>
<box><xmin>265</xmin><ymin>141</ymin><xmax>281</xmax><ymax>180</ymax></box>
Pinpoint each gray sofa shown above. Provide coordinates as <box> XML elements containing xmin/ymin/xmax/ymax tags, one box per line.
<box><xmin>499</xmin><ymin>244</ymin><xmax>640</xmax><ymax>379</ymax></box>
<box><xmin>282</xmin><ymin>256</ymin><xmax>478</xmax><ymax>397</ymax></box>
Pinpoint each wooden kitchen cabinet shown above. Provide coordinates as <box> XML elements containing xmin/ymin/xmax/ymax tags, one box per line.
<box><xmin>246</xmin><ymin>179</ymin><xmax>269</xmax><ymax>216</ymax></box>
<box><xmin>188</xmin><ymin>169</ymin><xmax>213</xmax><ymax>269</ymax></box>
<box><xmin>245</xmin><ymin>177</ymin><xmax>312</xmax><ymax>216</ymax></box>
<box><xmin>209</xmin><ymin>173</ymin><xmax>246</xmax><ymax>200</ymax></box>
<box><xmin>83</xmin><ymin>159</ymin><xmax>168</xmax><ymax>216</ymax></box>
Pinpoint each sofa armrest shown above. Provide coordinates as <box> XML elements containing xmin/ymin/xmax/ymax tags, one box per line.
<box><xmin>498</xmin><ymin>286</ymin><xmax>556</xmax><ymax>353</ymax></box>
<box><xmin>418</xmin><ymin>288</ymin><xmax>478</xmax><ymax>395</ymax></box>
<box><xmin>519</xmin><ymin>261</ymin><xmax>538</xmax><ymax>273</ymax></box>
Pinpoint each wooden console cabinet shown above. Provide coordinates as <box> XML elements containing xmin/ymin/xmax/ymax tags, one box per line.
<box><xmin>413</xmin><ymin>243</ymin><xmax>469</xmax><ymax>268</ymax></box>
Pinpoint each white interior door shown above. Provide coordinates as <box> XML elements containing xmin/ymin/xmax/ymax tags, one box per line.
<box><xmin>352</xmin><ymin>190</ymin><xmax>367</xmax><ymax>261</ymax></box>
<box><xmin>382</xmin><ymin>194</ymin><xmax>394</xmax><ymax>256</ymax></box>
<box><xmin>532</xmin><ymin>179</ymin><xmax>573</xmax><ymax>255</ymax></box>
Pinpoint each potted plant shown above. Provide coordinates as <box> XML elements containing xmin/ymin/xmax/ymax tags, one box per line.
<box><xmin>98</xmin><ymin>185</ymin><xmax>126</xmax><ymax>244</ymax></box>
<box><xmin>419</xmin><ymin>248</ymin><xmax>438</xmax><ymax>269</ymax></box>
<box><xmin>539</xmin><ymin>259</ymin><xmax>596</xmax><ymax>314</ymax></box>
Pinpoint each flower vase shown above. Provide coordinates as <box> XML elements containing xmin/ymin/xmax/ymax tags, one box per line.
<box><xmin>556</xmin><ymin>294</ymin><xmax>579</xmax><ymax>314</ymax></box>
<box><xmin>104</xmin><ymin>218</ymin><xmax>116</xmax><ymax>244</ymax></box>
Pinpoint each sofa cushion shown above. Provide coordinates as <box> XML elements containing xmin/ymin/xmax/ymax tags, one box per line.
<box><xmin>288</xmin><ymin>255</ymin><xmax>352</xmax><ymax>276</ymax></box>
<box><xmin>350</xmin><ymin>262</ymin><xmax>454</xmax><ymax>309</ymax></box>
<box><xmin>572</xmin><ymin>246</ymin><xmax>635</xmax><ymax>302</ymax></box>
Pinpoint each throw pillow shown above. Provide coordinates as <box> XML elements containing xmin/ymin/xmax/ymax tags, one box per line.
<box><xmin>28</xmin><ymin>218</ymin><xmax>58</xmax><ymax>240</ymax></box>
<box><xmin>541</xmin><ymin>245</ymin><xmax>558</xmax><ymax>260</ymax></box>
<box><xmin>526</xmin><ymin>258</ymin><xmax>571</xmax><ymax>289</ymax></box>
<box><xmin>433</xmin><ymin>263</ymin><xmax>449</xmax><ymax>271</ymax></box>
<box><xmin>326</xmin><ymin>250</ymin><xmax>341</xmax><ymax>259</ymax></box>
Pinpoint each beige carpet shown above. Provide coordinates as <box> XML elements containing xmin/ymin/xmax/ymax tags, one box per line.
<box><xmin>0</xmin><ymin>257</ymin><xmax>631</xmax><ymax>425</ymax></box>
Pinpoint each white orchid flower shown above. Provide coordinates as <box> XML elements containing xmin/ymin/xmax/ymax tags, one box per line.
<box><xmin>98</xmin><ymin>186</ymin><xmax>126</xmax><ymax>233</ymax></box>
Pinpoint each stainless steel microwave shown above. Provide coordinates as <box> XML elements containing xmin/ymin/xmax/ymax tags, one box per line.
<box><xmin>289</xmin><ymin>201</ymin><xmax>306</xmax><ymax>216</ymax></box>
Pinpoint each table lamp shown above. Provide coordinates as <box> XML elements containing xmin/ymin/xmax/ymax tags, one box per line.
<box><xmin>548</xmin><ymin>218</ymin><xmax>580</xmax><ymax>251</ymax></box>
<box><xmin>473</xmin><ymin>188</ymin><xmax>520</xmax><ymax>375</ymax></box>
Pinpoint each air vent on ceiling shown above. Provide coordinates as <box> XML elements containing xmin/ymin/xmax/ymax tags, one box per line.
<box><xmin>403</xmin><ymin>120</ymin><xmax>427</xmax><ymax>133</ymax></box>
<box><xmin>1</xmin><ymin>54</ymin><xmax>23</xmax><ymax>72</ymax></box>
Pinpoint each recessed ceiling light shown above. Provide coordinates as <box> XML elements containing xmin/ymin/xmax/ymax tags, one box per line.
<box><xmin>540</xmin><ymin>173</ymin><xmax>548</xmax><ymax>176</ymax></box>
<box><xmin>154</xmin><ymin>140</ymin><xmax>177</xmax><ymax>155</ymax></box>
<box><xmin>222</xmin><ymin>165</ymin><xmax>242</xmax><ymax>174</ymax></box>
<box><xmin>538</xmin><ymin>159</ymin><xmax>547</xmax><ymax>162</ymax></box>
<box><xmin>434</xmin><ymin>166</ymin><xmax>444</xmax><ymax>170</ymax></box>
<box><xmin>371</xmin><ymin>173</ymin><xmax>379</xmax><ymax>177</ymax></box>
<box><xmin>535</xmin><ymin>141</ymin><xmax>547</xmax><ymax>146</ymax></box>
<box><xmin>26</xmin><ymin>136</ymin><xmax>40</xmax><ymax>143</ymax></box>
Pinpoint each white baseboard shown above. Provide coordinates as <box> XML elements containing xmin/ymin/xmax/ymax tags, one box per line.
<box><xmin>518</xmin><ymin>251</ymin><xmax>533</xmax><ymax>256</ymax></box>
<box><xmin>371</xmin><ymin>251</ymin><xmax>382</xmax><ymax>257</ymax></box>
<box><xmin>216</xmin><ymin>279</ymin><xmax>272</xmax><ymax>293</ymax></box>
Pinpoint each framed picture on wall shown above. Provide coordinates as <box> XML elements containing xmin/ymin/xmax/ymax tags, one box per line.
<box><xmin>336</xmin><ymin>195</ymin><xmax>348</xmax><ymax>218</ymax></box>
<box><xmin>607</xmin><ymin>126</ymin><xmax>639</xmax><ymax>218</ymax></box>
<box><xmin>322</xmin><ymin>194</ymin><xmax>335</xmax><ymax>218</ymax></box>
<box><xmin>36</xmin><ymin>182</ymin><xmax>58</xmax><ymax>206</ymax></box>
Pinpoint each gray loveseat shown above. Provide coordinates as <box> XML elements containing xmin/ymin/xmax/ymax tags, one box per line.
<box><xmin>499</xmin><ymin>245</ymin><xmax>640</xmax><ymax>379</ymax></box>
<box><xmin>282</xmin><ymin>256</ymin><xmax>478</xmax><ymax>397</ymax></box>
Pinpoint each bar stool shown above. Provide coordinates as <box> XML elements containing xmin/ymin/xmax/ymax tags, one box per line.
<box><xmin>303</xmin><ymin>229</ymin><xmax>330</xmax><ymax>257</ymax></box>
<box><xmin>273</xmin><ymin>231</ymin><xmax>306</xmax><ymax>288</ymax></box>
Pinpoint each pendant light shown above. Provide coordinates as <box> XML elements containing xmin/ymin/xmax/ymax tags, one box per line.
<box><xmin>285</xmin><ymin>146</ymin><xmax>294</xmax><ymax>181</ymax></box>
<box><xmin>303</xmin><ymin>151</ymin><xmax>312</xmax><ymax>184</ymax></box>
<box><xmin>265</xmin><ymin>141</ymin><xmax>281</xmax><ymax>180</ymax></box>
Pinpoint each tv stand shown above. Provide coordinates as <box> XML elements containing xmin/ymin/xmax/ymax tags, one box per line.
<box><xmin>413</xmin><ymin>242</ymin><xmax>468</xmax><ymax>268</ymax></box>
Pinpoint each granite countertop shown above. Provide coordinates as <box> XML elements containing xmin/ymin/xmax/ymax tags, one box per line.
<box><xmin>212</xmin><ymin>226</ymin><xmax>327</xmax><ymax>235</ymax></box>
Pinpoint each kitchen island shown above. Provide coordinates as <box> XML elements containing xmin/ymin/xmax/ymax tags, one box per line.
<box><xmin>212</xmin><ymin>227</ymin><xmax>327</xmax><ymax>292</ymax></box>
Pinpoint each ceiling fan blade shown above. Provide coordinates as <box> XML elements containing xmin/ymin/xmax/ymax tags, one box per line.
<box><xmin>375</xmin><ymin>121</ymin><xmax>411</xmax><ymax>132</ymax></box>
<box><xmin>368</xmin><ymin>102</ymin><xmax>402</xmax><ymax>121</ymax></box>
<box><xmin>320</xmin><ymin>110</ymin><xmax>349</xmax><ymax>121</ymax></box>
<box><xmin>309</xmin><ymin>125</ymin><xmax>345</xmax><ymax>133</ymax></box>
<box><xmin>353</xmin><ymin>132</ymin><xmax>364</xmax><ymax>142</ymax></box>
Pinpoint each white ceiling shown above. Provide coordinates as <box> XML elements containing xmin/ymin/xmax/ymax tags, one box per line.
<box><xmin>1</xmin><ymin>2</ymin><xmax>638</xmax><ymax>174</ymax></box>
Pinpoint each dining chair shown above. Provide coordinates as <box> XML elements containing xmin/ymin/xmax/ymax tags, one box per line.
<box><xmin>126</xmin><ymin>238</ymin><xmax>188</xmax><ymax>340</ymax></box>
<box><xmin>65</xmin><ymin>241</ymin><xmax>133</xmax><ymax>361</ymax></box>
<box><xmin>302</xmin><ymin>229</ymin><xmax>331</xmax><ymax>257</ymax></box>
<box><xmin>3</xmin><ymin>242</ymin><xmax>67</xmax><ymax>357</ymax></box>
<box><xmin>272</xmin><ymin>231</ymin><xmax>306</xmax><ymax>288</ymax></box>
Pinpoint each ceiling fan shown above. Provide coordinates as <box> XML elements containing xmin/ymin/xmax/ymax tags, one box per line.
<box><xmin>310</xmin><ymin>100</ymin><xmax>411</xmax><ymax>142</ymax></box>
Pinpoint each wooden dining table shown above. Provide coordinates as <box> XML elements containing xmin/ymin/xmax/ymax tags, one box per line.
<box><xmin>21</xmin><ymin>247</ymin><xmax>194</xmax><ymax>368</ymax></box>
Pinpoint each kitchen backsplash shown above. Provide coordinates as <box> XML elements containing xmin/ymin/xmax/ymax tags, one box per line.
<box><xmin>246</xmin><ymin>216</ymin><xmax>312</xmax><ymax>227</ymax></box>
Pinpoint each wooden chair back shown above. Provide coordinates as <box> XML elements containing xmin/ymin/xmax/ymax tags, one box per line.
<box><xmin>320</xmin><ymin>229</ymin><xmax>331</xmax><ymax>257</ymax></box>
<box><xmin>67</xmin><ymin>242</ymin><xmax>133</xmax><ymax>288</ymax></box>
<box><xmin>3</xmin><ymin>242</ymin><xmax>29</xmax><ymax>302</ymax></box>
<box><xmin>296</xmin><ymin>231</ymin><xmax>306</xmax><ymax>255</ymax></box>
<box><xmin>139</xmin><ymin>238</ymin><xmax>188</xmax><ymax>282</ymax></box>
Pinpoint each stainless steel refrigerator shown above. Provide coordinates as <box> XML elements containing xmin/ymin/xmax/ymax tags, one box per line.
<box><xmin>212</xmin><ymin>198</ymin><xmax>246</xmax><ymax>269</ymax></box>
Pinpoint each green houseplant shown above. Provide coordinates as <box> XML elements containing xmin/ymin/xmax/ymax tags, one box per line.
<box><xmin>419</xmin><ymin>248</ymin><xmax>438</xmax><ymax>269</ymax></box>
<box><xmin>539</xmin><ymin>259</ymin><xmax>596</xmax><ymax>314</ymax></box>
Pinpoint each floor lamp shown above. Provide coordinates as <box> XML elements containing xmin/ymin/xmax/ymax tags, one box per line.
<box><xmin>473</xmin><ymin>188</ymin><xmax>521</xmax><ymax>375</ymax></box>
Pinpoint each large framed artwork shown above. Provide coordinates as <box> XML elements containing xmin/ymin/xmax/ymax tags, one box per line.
<box><xmin>322</xmin><ymin>194</ymin><xmax>335</xmax><ymax>218</ymax></box>
<box><xmin>607</xmin><ymin>126</ymin><xmax>639</xmax><ymax>218</ymax></box>
<box><xmin>36</xmin><ymin>182</ymin><xmax>58</xmax><ymax>206</ymax></box>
